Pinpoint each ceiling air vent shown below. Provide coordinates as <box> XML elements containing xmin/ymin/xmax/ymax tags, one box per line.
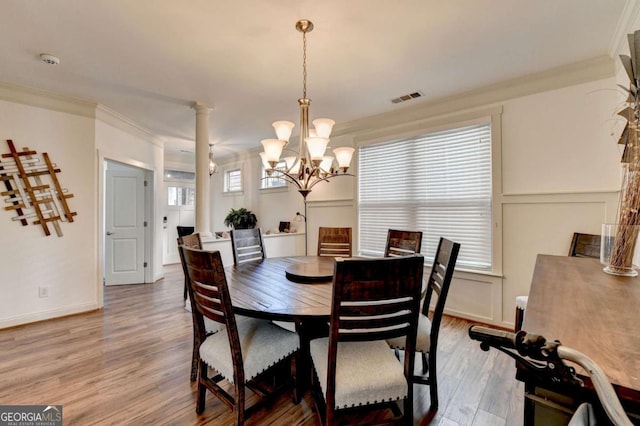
<box><xmin>391</xmin><ymin>91</ymin><xmax>423</xmax><ymax>104</ymax></box>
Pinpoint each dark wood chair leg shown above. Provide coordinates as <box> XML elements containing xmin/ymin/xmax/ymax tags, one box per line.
<box><xmin>515</xmin><ymin>307</ymin><xmax>525</xmax><ymax>331</ymax></box>
<box><xmin>422</xmin><ymin>351</ymin><xmax>428</xmax><ymax>374</ymax></box>
<box><xmin>292</xmin><ymin>351</ymin><xmax>301</xmax><ymax>404</ymax></box>
<box><xmin>196</xmin><ymin>361</ymin><xmax>207</xmax><ymax>414</ymax></box>
<box><xmin>190</xmin><ymin>330</ymin><xmax>199</xmax><ymax>382</ymax></box>
<box><xmin>429</xmin><ymin>350</ymin><xmax>438</xmax><ymax>409</ymax></box>
<box><xmin>183</xmin><ymin>278</ymin><xmax>188</xmax><ymax>300</ymax></box>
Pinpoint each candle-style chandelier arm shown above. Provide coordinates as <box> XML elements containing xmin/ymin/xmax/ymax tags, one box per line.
<box><xmin>306</xmin><ymin>171</ymin><xmax>355</xmax><ymax>191</ymax></box>
<box><xmin>262</xmin><ymin>169</ymin><xmax>304</xmax><ymax>190</ymax></box>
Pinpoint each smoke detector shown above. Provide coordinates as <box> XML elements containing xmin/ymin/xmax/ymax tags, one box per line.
<box><xmin>40</xmin><ymin>53</ymin><xmax>60</xmax><ymax>65</ymax></box>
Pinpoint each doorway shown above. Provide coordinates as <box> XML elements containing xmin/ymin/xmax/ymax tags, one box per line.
<box><xmin>104</xmin><ymin>160</ymin><xmax>152</xmax><ymax>285</ymax></box>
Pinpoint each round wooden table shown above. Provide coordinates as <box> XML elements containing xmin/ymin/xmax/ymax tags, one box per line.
<box><xmin>226</xmin><ymin>256</ymin><xmax>335</xmax><ymax>390</ymax></box>
<box><xmin>225</xmin><ymin>256</ymin><xmax>334</xmax><ymax>322</ymax></box>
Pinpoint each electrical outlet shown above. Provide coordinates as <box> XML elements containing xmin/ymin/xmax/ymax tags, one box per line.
<box><xmin>38</xmin><ymin>286</ymin><xmax>49</xmax><ymax>298</ymax></box>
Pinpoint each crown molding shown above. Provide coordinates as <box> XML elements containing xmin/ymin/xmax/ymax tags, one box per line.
<box><xmin>333</xmin><ymin>55</ymin><xmax>615</xmax><ymax>137</ymax></box>
<box><xmin>609</xmin><ymin>0</ymin><xmax>640</xmax><ymax>56</ymax></box>
<box><xmin>0</xmin><ymin>81</ymin><xmax>96</xmax><ymax>118</ymax></box>
<box><xmin>95</xmin><ymin>105</ymin><xmax>164</xmax><ymax>148</ymax></box>
<box><xmin>0</xmin><ymin>81</ymin><xmax>165</xmax><ymax>148</ymax></box>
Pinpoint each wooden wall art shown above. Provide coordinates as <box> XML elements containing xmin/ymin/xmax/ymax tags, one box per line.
<box><xmin>0</xmin><ymin>139</ymin><xmax>77</xmax><ymax>237</ymax></box>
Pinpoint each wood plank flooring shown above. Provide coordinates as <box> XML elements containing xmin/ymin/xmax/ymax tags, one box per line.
<box><xmin>0</xmin><ymin>264</ymin><xmax>523</xmax><ymax>425</ymax></box>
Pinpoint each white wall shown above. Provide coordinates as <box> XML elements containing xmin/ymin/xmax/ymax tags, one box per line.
<box><xmin>0</xmin><ymin>98</ymin><xmax>97</xmax><ymax>328</ymax></box>
<box><xmin>0</xmin><ymin>89</ymin><xmax>165</xmax><ymax>328</ymax></box>
<box><xmin>95</xmin><ymin>109</ymin><xmax>165</xmax><ymax>284</ymax></box>
<box><xmin>200</xmin><ymin>57</ymin><xmax>624</xmax><ymax>328</ymax></box>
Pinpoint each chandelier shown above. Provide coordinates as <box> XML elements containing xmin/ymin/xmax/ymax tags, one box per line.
<box><xmin>259</xmin><ymin>19</ymin><xmax>355</xmax><ymax>200</ymax></box>
<box><xmin>208</xmin><ymin>144</ymin><xmax>218</xmax><ymax>176</ymax></box>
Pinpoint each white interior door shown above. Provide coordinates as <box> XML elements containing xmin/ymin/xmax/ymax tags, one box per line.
<box><xmin>105</xmin><ymin>167</ymin><xmax>145</xmax><ymax>285</ymax></box>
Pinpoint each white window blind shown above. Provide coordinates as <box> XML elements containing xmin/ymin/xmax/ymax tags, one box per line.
<box><xmin>224</xmin><ymin>169</ymin><xmax>243</xmax><ymax>193</ymax></box>
<box><xmin>358</xmin><ymin>123</ymin><xmax>492</xmax><ymax>270</ymax></box>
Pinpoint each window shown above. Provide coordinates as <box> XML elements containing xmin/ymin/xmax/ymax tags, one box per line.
<box><xmin>358</xmin><ymin>122</ymin><xmax>492</xmax><ymax>270</ymax></box>
<box><xmin>168</xmin><ymin>186</ymin><xmax>195</xmax><ymax>206</ymax></box>
<box><xmin>261</xmin><ymin>160</ymin><xmax>287</xmax><ymax>189</ymax></box>
<box><xmin>224</xmin><ymin>168</ymin><xmax>243</xmax><ymax>193</ymax></box>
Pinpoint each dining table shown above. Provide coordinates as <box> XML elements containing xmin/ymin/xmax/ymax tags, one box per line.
<box><xmin>225</xmin><ymin>255</ymin><xmax>335</xmax><ymax>322</ymax></box>
<box><xmin>225</xmin><ymin>255</ymin><xmax>336</xmax><ymax>388</ymax></box>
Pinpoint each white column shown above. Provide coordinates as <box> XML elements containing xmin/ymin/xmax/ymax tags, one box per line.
<box><xmin>193</xmin><ymin>102</ymin><xmax>213</xmax><ymax>237</ymax></box>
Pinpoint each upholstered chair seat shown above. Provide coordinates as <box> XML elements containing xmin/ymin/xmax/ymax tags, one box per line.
<box><xmin>310</xmin><ymin>339</ymin><xmax>408</xmax><ymax>409</ymax></box>
<box><xmin>200</xmin><ymin>317</ymin><xmax>299</xmax><ymax>384</ymax></box>
<box><xmin>387</xmin><ymin>314</ymin><xmax>432</xmax><ymax>353</ymax></box>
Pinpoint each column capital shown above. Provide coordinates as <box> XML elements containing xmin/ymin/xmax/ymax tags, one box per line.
<box><xmin>192</xmin><ymin>102</ymin><xmax>213</xmax><ymax>113</ymax></box>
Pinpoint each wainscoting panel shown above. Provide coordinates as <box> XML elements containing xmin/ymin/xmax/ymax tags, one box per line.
<box><xmin>501</xmin><ymin>192</ymin><xmax>618</xmax><ymax>327</ymax></box>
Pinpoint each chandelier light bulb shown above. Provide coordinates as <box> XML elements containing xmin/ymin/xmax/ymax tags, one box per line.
<box><xmin>333</xmin><ymin>147</ymin><xmax>355</xmax><ymax>171</ymax></box>
<box><xmin>259</xmin><ymin>152</ymin><xmax>271</xmax><ymax>169</ymax></box>
<box><xmin>312</xmin><ymin>118</ymin><xmax>335</xmax><ymax>138</ymax></box>
<box><xmin>306</xmin><ymin>137</ymin><xmax>330</xmax><ymax>162</ymax></box>
<box><xmin>319</xmin><ymin>155</ymin><xmax>334</xmax><ymax>173</ymax></box>
<box><xmin>261</xmin><ymin>139</ymin><xmax>286</xmax><ymax>163</ymax></box>
<box><xmin>272</xmin><ymin>121</ymin><xmax>295</xmax><ymax>142</ymax></box>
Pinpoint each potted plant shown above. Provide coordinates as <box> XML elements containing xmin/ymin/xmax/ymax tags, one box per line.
<box><xmin>224</xmin><ymin>207</ymin><xmax>258</xmax><ymax>229</ymax></box>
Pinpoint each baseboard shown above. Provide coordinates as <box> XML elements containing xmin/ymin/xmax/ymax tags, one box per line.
<box><xmin>0</xmin><ymin>303</ymin><xmax>100</xmax><ymax>330</ymax></box>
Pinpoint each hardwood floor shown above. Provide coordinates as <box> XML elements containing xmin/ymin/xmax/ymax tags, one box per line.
<box><xmin>0</xmin><ymin>264</ymin><xmax>523</xmax><ymax>425</ymax></box>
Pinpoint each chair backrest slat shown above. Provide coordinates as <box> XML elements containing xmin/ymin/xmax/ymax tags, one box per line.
<box><xmin>231</xmin><ymin>229</ymin><xmax>266</xmax><ymax>265</ymax></box>
<box><xmin>317</xmin><ymin>227</ymin><xmax>352</xmax><ymax>257</ymax></box>
<box><xmin>384</xmin><ymin>229</ymin><xmax>423</xmax><ymax>258</ymax></box>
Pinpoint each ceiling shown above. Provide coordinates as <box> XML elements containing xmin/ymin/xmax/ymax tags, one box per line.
<box><xmin>0</xmin><ymin>1</ymin><xmax>630</xmax><ymax>162</ymax></box>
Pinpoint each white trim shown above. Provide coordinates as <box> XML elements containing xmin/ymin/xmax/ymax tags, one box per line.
<box><xmin>95</xmin><ymin>105</ymin><xmax>163</xmax><ymax>148</ymax></box>
<box><xmin>334</xmin><ymin>56</ymin><xmax>613</xmax><ymax>138</ymax></box>
<box><xmin>609</xmin><ymin>0</ymin><xmax>640</xmax><ymax>56</ymax></box>
<box><xmin>0</xmin><ymin>82</ymin><xmax>167</xmax><ymax>151</ymax></box>
<box><xmin>0</xmin><ymin>303</ymin><xmax>100</xmax><ymax>329</ymax></box>
<box><xmin>97</xmin><ymin>150</ymin><xmax>157</xmax><ymax>307</ymax></box>
<box><xmin>0</xmin><ymin>81</ymin><xmax>96</xmax><ymax>117</ymax></box>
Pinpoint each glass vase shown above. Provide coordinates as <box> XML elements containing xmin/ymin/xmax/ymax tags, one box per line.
<box><xmin>600</xmin><ymin>223</ymin><xmax>640</xmax><ymax>277</ymax></box>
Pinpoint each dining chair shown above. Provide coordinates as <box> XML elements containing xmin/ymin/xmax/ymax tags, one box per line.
<box><xmin>317</xmin><ymin>227</ymin><xmax>352</xmax><ymax>258</ymax></box>
<box><xmin>178</xmin><ymin>233</ymin><xmax>202</xmax><ymax>300</ymax></box>
<box><xmin>568</xmin><ymin>232</ymin><xmax>602</xmax><ymax>258</ymax></box>
<box><xmin>309</xmin><ymin>254</ymin><xmax>424</xmax><ymax>425</ymax></box>
<box><xmin>386</xmin><ymin>237</ymin><xmax>460</xmax><ymax>410</ymax></box>
<box><xmin>514</xmin><ymin>232</ymin><xmax>601</xmax><ymax>331</ymax></box>
<box><xmin>230</xmin><ymin>228</ymin><xmax>266</xmax><ymax>265</ymax></box>
<box><xmin>177</xmin><ymin>234</ymin><xmax>225</xmax><ymax>382</ymax></box>
<box><xmin>180</xmin><ymin>246</ymin><xmax>300</xmax><ymax>425</ymax></box>
<box><xmin>384</xmin><ymin>229</ymin><xmax>423</xmax><ymax>257</ymax></box>
<box><xmin>177</xmin><ymin>225</ymin><xmax>195</xmax><ymax>237</ymax></box>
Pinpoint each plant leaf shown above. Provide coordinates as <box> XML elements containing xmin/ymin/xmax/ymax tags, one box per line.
<box><xmin>619</xmin><ymin>123</ymin><xmax>630</xmax><ymax>145</ymax></box>
<box><xmin>621</xmin><ymin>54</ymin><xmax>635</xmax><ymax>84</ymax></box>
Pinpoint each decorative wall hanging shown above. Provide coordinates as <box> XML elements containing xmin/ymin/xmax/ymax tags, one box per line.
<box><xmin>0</xmin><ymin>139</ymin><xmax>76</xmax><ymax>237</ymax></box>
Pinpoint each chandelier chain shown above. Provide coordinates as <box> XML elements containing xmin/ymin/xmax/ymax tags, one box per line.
<box><xmin>302</xmin><ymin>31</ymin><xmax>307</xmax><ymax>99</ymax></box>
